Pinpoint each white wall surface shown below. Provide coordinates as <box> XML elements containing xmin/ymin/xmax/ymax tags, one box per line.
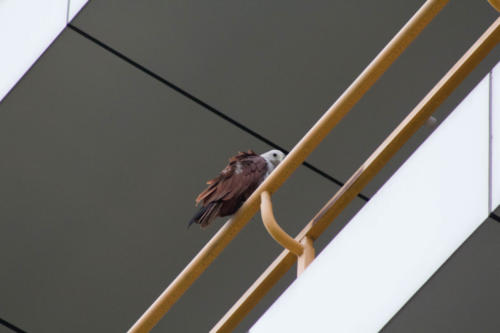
<box><xmin>68</xmin><ymin>0</ymin><xmax>88</xmax><ymax>22</ymax></box>
<box><xmin>252</xmin><ymin>67</ymin><xmax>496</xmax><ymax>332</ymax></box>
<box><xmin>492</xmin><ymin>65</ymin><xmax>500</xmax><ymax>211</ymax></box>
<box><xmin>0</xmin><ymin>0</ymin><xmax>87</xmax><ymax>102</ymax></box>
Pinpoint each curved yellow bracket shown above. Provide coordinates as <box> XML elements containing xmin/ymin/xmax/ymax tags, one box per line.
<box><xmin>488</xmin><ymin>0</ymin><xmax>500</xmax><ymax>12</ymax></box>
<box><xmin>260</xmin><ymin>191</ymin><xmax>304</xmax><ymax>256</ymax></box>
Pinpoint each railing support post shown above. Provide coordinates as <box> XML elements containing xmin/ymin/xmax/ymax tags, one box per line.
<box><xmin>297</xmin><ymin>236</ymin><xmax>315</xmax><ymax>276</ymax></box>
<box><xmin>260</xmin><ymin>191</ymin><xmax>315</xmax><ymax>277</ymax></box>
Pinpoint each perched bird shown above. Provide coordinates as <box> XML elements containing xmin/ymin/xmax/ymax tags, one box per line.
<box><xmin>189</xmin><ymin>149</ymin><xmax>285</xmax><ymax>228</ymax></box>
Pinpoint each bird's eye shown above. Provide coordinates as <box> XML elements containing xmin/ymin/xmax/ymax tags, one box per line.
<box><xmin>273</xmin><ymin>153</ymin><xmax>277</xmax><ymax>157</ymax></box>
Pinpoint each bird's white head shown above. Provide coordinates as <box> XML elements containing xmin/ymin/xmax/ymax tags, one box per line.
<box><xmin>260</xmin><ymin>149</ymin><xmax>286</xmax><ymax>168</ymax></box>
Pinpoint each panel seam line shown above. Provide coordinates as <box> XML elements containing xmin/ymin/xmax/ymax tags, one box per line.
<box><xmin>66</xmin><ymin>23</ymin><xmax>371</xmax><ymax>202</ymax></box>
<box><xmin>0</xmin><ymin>317</ymin><xmax>27</xmax><ymax>333</ymax></box>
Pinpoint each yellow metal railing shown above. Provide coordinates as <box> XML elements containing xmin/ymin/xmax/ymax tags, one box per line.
<box><xmin>212</xmin><ymin>17</ymin><xmax>500</xmax><ymax>333</ymax></box>
<box><xmin>129</xmin><ymin>1</ymin><xmax>500</xmax><ymax>332</ymax></box>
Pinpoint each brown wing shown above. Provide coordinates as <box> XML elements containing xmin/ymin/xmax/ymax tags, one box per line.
<box><xmin>195</xmin><ymin>150</ymin><xmax>268</xmax><ymax>208</ymax></box>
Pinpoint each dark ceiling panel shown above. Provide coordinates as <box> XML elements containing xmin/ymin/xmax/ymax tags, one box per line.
<box><xmin>2</xmin><ymin>2</ymin><xmax>500</xmax><ymax>332</ymax></box>
<box><xmin>72</xmin><ymin>0</ymin><xmax>500</xmax><ymax>196</ymax></box>
<box><xmin>382</xmin><ymin>218</ymin><xmax>500</xmax><ymax>333</ymax></box>
<box><xmin>0</xmin><ymin>30</ymin><xmax>364</xmax><ymax>332</ymax></box>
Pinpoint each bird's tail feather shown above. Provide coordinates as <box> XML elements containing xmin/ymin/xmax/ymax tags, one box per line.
<box><xmin>188</xmin><ymin>202</ymin><xmax>220</xmax><ymax>229</ymax></box>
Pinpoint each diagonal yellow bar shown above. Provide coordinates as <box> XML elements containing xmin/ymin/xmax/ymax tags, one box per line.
<box><xmin>211</xmin><ymin>16</ymin><xmax>500</xmax><ymax>333</ymax></box>
<box><xmin>489</xmin><ymin>0</ymin><xmax>500</xmax><ymax>12</ymax></box>
<box><xmin>128</xmin><ymin>1</ymin><xmax>449</xmax><ymax>332</ymax></box>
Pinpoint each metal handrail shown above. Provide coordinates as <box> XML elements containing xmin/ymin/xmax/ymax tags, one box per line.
<box><xmin>489</xmin><ymin>0</ymin><xmax>500</xmax><ymax>12</ymax></box>
<box><xmin>211</xmin><ymin>16</ymin><xmax>500</xmax><ymax>333</ymax></box>
<box><xmin>128</xmin><ymin>1</ymin><xmax>450</xmax><ymax>331</ymax></box>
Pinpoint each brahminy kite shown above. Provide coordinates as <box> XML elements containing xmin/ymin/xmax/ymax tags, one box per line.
<box><xmin>189</xmin><ymin>149</ymin><xmax>285</xmax><ymax>228</ymax></box>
